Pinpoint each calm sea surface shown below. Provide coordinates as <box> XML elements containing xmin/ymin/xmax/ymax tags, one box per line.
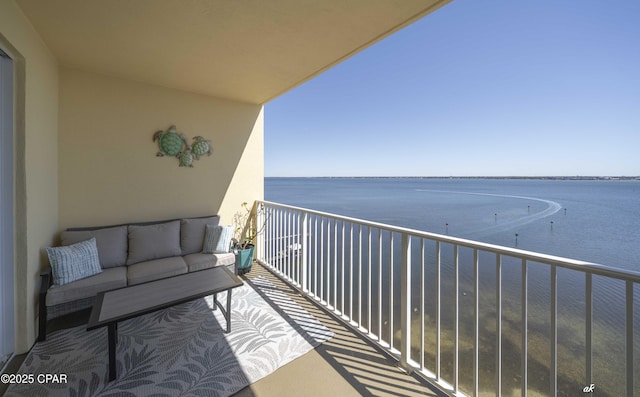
<box><xmin>265</xmin><ymin>177</ymin><xmax>640</xmax><ymax>271</ymax></box>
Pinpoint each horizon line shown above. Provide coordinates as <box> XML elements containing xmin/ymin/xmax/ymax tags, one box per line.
<box><xmin>265</xmin><ymin>175</ymin><xmax>640</xmax><ymax>179</ymax></box>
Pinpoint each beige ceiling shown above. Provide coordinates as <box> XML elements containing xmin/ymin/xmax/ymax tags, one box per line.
<box><xmin>16</xmin><ymin>0</ymin><xmax>450</xmax><ymax>104</ymax></box>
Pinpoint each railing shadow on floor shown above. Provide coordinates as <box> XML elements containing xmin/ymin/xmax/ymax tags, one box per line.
<box><xmin>236</xmin><ymin>263</ymin><xmax>446</xmax><ymax>397</ymax></box>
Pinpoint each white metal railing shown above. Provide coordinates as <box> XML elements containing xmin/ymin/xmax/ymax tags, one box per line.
<box><xmin>254</xmin><ymin>200</ymin><xmax>639</xmax><ymax>397</ymax></box>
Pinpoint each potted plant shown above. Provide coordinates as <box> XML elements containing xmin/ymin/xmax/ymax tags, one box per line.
<box><xmin>232</xmin><ymin>202</ymin><xmax>266</xmax><ymax>275</ymax></box>
<box><xmin>232</xmin><ymin>240</ymin><xmax>254</xmax><ymax>275</ymax></box>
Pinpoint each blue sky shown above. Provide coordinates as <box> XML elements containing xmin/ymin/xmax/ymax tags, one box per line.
<box><xmin>265</xmin><ymin>0</ymin><xmax>640</xmax><ymax>177</ymax></box>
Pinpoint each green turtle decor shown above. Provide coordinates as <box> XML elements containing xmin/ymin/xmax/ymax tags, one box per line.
<box><xmin>191</xmin><ymin>136</ymin><xmax>213</xmax><ymax>159</ymax></box>
<box><xmin>153</xmin><ymin>125</ymin><xmax>187</xmax><ymax>157</ymax></box>
<box><xmin>153</xmin><ymin>125</ymin><xmax>213</xmax><ymax>168</ymax></box>
<box><xmin>178</xmin><ymin>148</ymin><xmax>195</xmax><ymax>167</ymax></box>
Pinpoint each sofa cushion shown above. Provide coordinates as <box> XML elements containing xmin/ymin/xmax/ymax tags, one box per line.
<box><xmin>183</xmin><ymin>252</ymin><xmax>235</xmax><ymax>272</ymax></box>
<box><xmin>127</xmin><ymin>256</ymin><xmax>188</xmax><ymax>285</ymax></box>
<box><xmin>180</xmin><ymin>216</ymin><xmax>220</xmax><ymax>255</ymax></box>
<box><xmin>127</xmin><ymin>220</ymin><xmax>181</xmax><ymax>265</ymax></box>
<box><xmin>46</xmin><ymin>238</ymin><xmax>102</xmax><ymax>286</ymax></box>
<box><xmin>61</xmin><ymin>226</ymin><xmax>128</xmax><ymax>268</ymax></box>
<box><xmin>46</xmin><ymin>267</ymin><xmax>127</xmax><ymax>307</ymax></box>
<box><xmin>203</xmin><ymin>225</ymin><xmax>234</xmax><ymax>254</ymax></box>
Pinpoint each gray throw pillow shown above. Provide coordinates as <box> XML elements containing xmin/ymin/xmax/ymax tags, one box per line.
<box><xmin>127</xmin><ymin>220</ymin><xmax>181</xmax><ymax>265</ymax></box>
<box><xmin>202</xmin><ymin>225</ymin><xmax>234</xmax><ymax>254</ymax></box>
<box><xmin>180</xmin><ymin>216</ymin><xmax>220</xmax><ymax>255</ymax></box>
<box><xmin>61</xmin><ymin>226</ymin><xmax>127</xmax><ymax>268</ymax></box>
<box><xmin>46</xmin><ymin>238</ymin><xmax>102</xmax><ymax>286</ymax></box>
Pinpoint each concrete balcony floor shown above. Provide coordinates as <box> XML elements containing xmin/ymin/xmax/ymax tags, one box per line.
<box><xmin>1</xmin><ymin>263</ymin><xmax>444</xmax><ymax>397</ymax></box>
<box><xmin>236</xmin><ymin>263</ymin><xmax>443</xmax><ymax>397</ymax></box>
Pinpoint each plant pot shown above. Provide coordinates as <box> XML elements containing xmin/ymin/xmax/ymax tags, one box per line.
<box><xmin>235</xmin><ymin>246</ymin><xmax>255</xmax><ymax>275</ymax></box>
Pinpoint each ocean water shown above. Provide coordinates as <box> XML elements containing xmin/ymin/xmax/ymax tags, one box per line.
<box><xmin>265</xmin><ymin>177</ymin><xmax>640</xmax><ymax>271</ymax></box>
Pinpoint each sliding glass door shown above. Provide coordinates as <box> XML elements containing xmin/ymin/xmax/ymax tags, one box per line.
<box><xmin>0</xmin><ymin>48</ymin><xmax>15</xmax><ymax>369</ymax></box>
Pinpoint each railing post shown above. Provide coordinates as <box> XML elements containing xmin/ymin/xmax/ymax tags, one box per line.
<box><xmin>436</xmin><ymin>241</ymin><xmax>441</xmax><ymax>380</ymax></box>
<box><xmin>496</xmin><ymin>253</ymin><xmax>502</xmax><ymax>396</ymax></box>
<box><xmin>626</xmin><ymin>281</ymin><xmax>634</xmax><ymax>397</ymax></box>
<box><xmin>454</xmin><ymin>245</ymin><xmax>459</xmax><ymax>392</ymax></box>
<box><xmin>400</xmin><ymin>233</ymin><xmax>412</xmax><ymax>371</ymax></box>
<box><xmin>522</xmin><ymin>259</ymin><xmax>528</xmax><ymax>397</ymax></box>
<box><xmin>254</xmin><ymin>201</ymin><xmax>263</xmax><ymax>261</ymax></box>
<box><xmin>550</xmin><ymin>265</ymin><xmax>557</xmax><ymax>397</ymax></box>
<box><xmin>586</xmin><ymin>273</ymin><xmax>592</xmax><ymax>387</ymax></box>
<box><xmin>301</xmin><ymin>212</ymin><xmax>308</xmax><ymax>293</ymax></box>
<box><xmin>473</xmin><ymin>249</ymin><xmax>479</xmax><ymax>397</ymax></box>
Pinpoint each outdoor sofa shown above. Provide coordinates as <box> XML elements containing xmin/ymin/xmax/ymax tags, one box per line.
<box><xmin>38</xmin><ymin>215</ymin><xmax>236</xmax><ymax>341</ymax></box>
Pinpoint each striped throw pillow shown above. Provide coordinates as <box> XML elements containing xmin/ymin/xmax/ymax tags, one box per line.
<box><xmin>46</xmin><ymin>237</ymin><xmax>102</xmax><ymax>286</ymax></box>
<box><xmin>203</xmin><ymin>225</ymin><xmax>234</xmax><ymax>254</ymax></box>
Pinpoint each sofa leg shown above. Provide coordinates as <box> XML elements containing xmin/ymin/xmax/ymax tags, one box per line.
<box><xmin>38</xmin><ymin>269</ymin><xmax>51</xmax><ymax>342</ymax></box>
<box><xmin>38</xmin><ymin>298</ymin><xmax>47</xmax><ymax>342</ymax></box>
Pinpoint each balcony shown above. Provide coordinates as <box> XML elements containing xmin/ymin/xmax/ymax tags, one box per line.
<box><xmin>3</xmin><ymin>200</ymin><xmax>638</xmax><ymax>397</ymax></box>
<box><xmin>252</xmin><ymin>200</ymin><xmax>640</xmax><ymax>397</ymax></box>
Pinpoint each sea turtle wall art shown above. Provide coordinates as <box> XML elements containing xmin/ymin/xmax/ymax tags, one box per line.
<box><xmin>153</xmin><ymin>125</ymin><xmax>187</xmax><ymax>157</ymax></box>
<box><xmin>153</xmin><ymin>125</ymin><xmax>214</xmax><ymax>168</ymax></box>
<box><xmin>191</xmin><ymin>136</ymin><xmax>213</xmax><ymax>159</ymax></box>
<box><xmin>178</xmin><ymin>148</ymin><xmax>194</xmax><ymax>167</ymax></box>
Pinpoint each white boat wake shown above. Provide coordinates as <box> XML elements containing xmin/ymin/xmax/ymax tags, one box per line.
<box><xmin>415</xmin><ymin>189</ymin><xmax>562</xmax><ymax>236</ymax></box>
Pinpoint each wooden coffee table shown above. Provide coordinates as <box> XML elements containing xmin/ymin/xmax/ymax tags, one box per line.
<box><xmin>87</xmin><ymin>266</ymin><xmax>243</xmax><ymax>381</ymax></box>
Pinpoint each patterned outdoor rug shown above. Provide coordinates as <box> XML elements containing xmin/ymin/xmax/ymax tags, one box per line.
<box><xmin>6</xmin><ymin>276</ymin><xmax>333</xmax><ymax>397</ymax></box>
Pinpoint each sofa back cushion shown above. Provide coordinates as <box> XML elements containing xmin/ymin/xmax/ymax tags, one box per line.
<box><xmin>61</xmin><ymin>226</ymin><xmax>128</xmax><ymax>268</ymax></box>
<box><xmin>127</xmin><ymin>220</ymin><xmax>181</xmax><ymax>265</ymax></box>
<box><xmin>180</xmin><ymin>216</ymin><xmax>220</xmax><ymax>255</ymax></box>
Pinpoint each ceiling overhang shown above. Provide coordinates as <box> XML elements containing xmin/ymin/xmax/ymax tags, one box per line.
<box><xmin>17</xmin><ymin>0</ymin><xmax>451</xmax><ymax>104</ymax></box>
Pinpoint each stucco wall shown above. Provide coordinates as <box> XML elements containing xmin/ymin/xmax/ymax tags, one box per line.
<box><xmin>1</xmin><ymin>0</ymin><xmax>264</xmax><ymax>354</ymax></box>
<box><xmin>0</xmin><ymin>0</ymin><xmax>59</xmax><ymax>353</ymax></box>
<box><xmin>58</xmin><ymin>68</ymin><xmax>264</xmax><ymax>232</ymax></box>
